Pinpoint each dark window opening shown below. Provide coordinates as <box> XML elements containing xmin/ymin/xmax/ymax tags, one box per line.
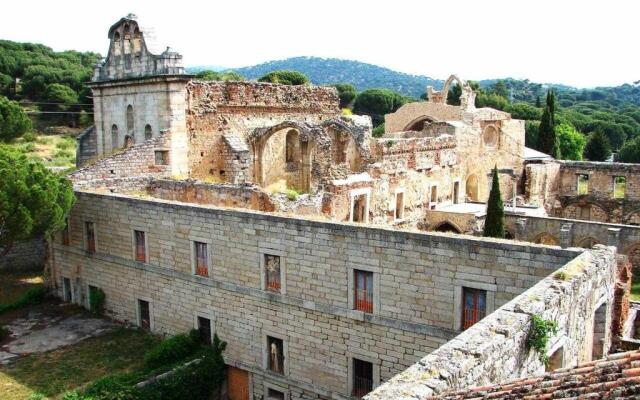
<box><xmin>85</xmin><ymin>221</ymin><xmax>96</xmax><ymax>253</ymax></box>
<box><xmin>354</xmin><ymin>270</ymin><xmax>373</xmax><ymax>313</ymax></box>
<box><xmin>197</xmin><ymin>316</ymin><xmax>212</xmax><ymax>346</ymax></box>
<box><xmin>352</xmin><ymin>194</ymin><xmax>367</xmax><ymax>223</ymax></box>
<box><xmin>61</xmin><ymin>219</ymin><xmax>70</xmax><ymax>246</ymax></box>
<box><xmin>462</xmin><ymin>287</ymin><xmax>486</xmax><ymax>330</ymax></box>
<box><xmin>265</xmin><ymin>254</ymin><xmax>281</xmax><ymax>292</ymax></box>
<box><xmin>267</xmin><ymin>388</ymin><xmax>285</xmax><ymax>400</ymax></box>
<box><xmin>352</xmin><ymin>358</ymin><xmax>373</xmax><ymax>398</ymax></box>
<box><xmin>267</xmin><ymin>336</ymin><xmax>284</xmax><ymax>375</ymax></box>
<box><xmin>63</xmin><ymin>277</ymin><xmax>72</xmax><ymax>302</ymax></box>
<box><xmin>138</xmin><ymin>299</ymin><xmax>150</xmax><ymax>330</ymax></box>
<box><xmin>154</xmin><ymin>150</ymin><xmax>169</xmax><ymax>166</ymax></box>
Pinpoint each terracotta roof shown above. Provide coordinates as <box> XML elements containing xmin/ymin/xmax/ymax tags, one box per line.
<box><xmin>428</xmin><ymin>350</ymin><xmax>640</xmax><ymax>399</ymax></box>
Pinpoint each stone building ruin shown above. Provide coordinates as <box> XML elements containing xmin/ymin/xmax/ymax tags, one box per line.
<box><xmin>57</xmin><ymin>15</ymin><xmax>640</xmax><ymax>400</ymax></box>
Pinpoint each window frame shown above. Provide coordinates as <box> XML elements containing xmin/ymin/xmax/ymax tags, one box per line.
<box><xmin>132</xmin><ymin>229</ymin><xmax>149</xmax><ymax>263</ymax></box>
<box><xmin>347</xmin><ymin>354</ymin><xmax>380</xmax><ymax>399</ymax></box>
<box><xmin>429</xmin><ymin>183</ymin><xmax>439</xmax><ymax>210</ymax></box>
<box><xmin>577</xmin><ymin>173</ymin><xmax>589</xmax><ymax>195</ymax></box>
<box><xmin>84</xmin><ymin>221</ymin><xmax>97</xmax><ymax>253</ymax></box>
<box><xmin>260</xmin><ymin>250</ymin><xmax>286</xmax><ymax>295</ymax></box>
<box><xmin>393</xmin><ymin>187</ymin><xmax>405</xmax><ymax>222</ymax></box>
<box><xmin>348</xmin><ymin>266</ymin><xmax>380</xmax><ymax>315</ymax></box>
<box><xmin>613</xmin><ymin>175</ymin><xmax>626</xmax><ymax>199</ymax></box>
<box><xmin>62</xmin><ymin>276</ymin><xmax>73</xmax><ymax>303</ymax></box>
<box><xmin>263</xmin><ymin>333</ymin><xmax>288</xmax><ymax>376</ymax></box>
<box><xmin>136</xmin><ymin>297</ymin><xmax>154</xmax><ymax>331</ymax></box>
<box><xmin>264</xmin><ymin>383</ymin><xmax>289</xmax><ymax>400</ymax></box>
<box><xmin>349</xmin><ymin>188</ymin><xmax>371</xmax><ymax>224</ymax></box>
<box><xmin>191</xmin><ymin>239</ymin><xmax>212</xmax><ymax>278</ymax></box>
<box><xmin>461</xmin><ymin>287</ymin><xmax>487</xmax><ymax>330</ymax></box>
<box><xmin>154</xmin><ymin>149</ymin><xmax>169</xmax><ymax>166</ymax></box>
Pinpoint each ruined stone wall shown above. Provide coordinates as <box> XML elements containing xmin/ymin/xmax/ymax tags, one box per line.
<box><xmin>551</xmin><ymin>161</ymin><xmax>640</xmax><ymax>224</ymax></box>
<box><xmin>146</xmin><ymin>179</ymin><xmax>275</xmax><ymax>212</ymax></box>
<box><xmin>71</xmin><ymin>133</ymin><xmax>172</xmax><ymax>187</ymax></box>
<box><xmin>186</xmin><ymin>81</ymin><xmax>340</xmax><ymax>181</ymax></box>
<box><xmin>76</xmin><ymin>126</ymin><xmax>97</xmax><ymax>167</ymax></box>
<box><xmin>51</xmin><ymin>191</ymin><xmax>578</xmax><ymax>399</ymax></box>
<box><xmin>384</xmin><ymin>102</ymin><xmax>464</xmax><ymax>133</ymax></box>
<box><xmin>0</xmin><ymin>237</ymin><xmax>45</xmax><ymax>271</ymax></box>
<box><xmin>366</xmin><ymin>246</ymin><xmax>619</xmax><ymax>399</ymax></box>
<box><xmin>524</xmin><ymin>161</ymin><xmax>561</xmax><ymax>210</ymax></box>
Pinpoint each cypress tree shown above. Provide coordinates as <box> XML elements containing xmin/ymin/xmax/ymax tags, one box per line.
<box><xmin>484</xmin><ymin>166</ymin><xmax>505</xmax><ymax>238</ymax></box>
<box><xmin>583</xmin><ymin>129</ymin><xmax>612</xmax><ymax>161</ymax></box>
<box><xmin>538</xmin><ymin>91</ymin><xmax>560</xmax><ymax>159</ymax></box>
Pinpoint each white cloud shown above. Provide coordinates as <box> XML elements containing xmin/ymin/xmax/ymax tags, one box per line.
<box><xmin>1</xmin><ymin>0</ymin><xmax>637</xmax><ymax>87</ymax></box>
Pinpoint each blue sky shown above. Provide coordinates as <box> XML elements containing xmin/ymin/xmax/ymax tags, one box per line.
<box><xmin>1</xmin><ymin>0</ymin><xmax>638</xmax><ymax>88</ymax></box>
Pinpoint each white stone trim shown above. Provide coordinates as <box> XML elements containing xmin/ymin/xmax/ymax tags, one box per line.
<box><xmin>453</xmin><ymin>283</ymin><xmax>496</xmax><ymax>331</ymax></box>
<box><xmin>264</xmin><ymin>382</ymin><xmax>289</xmax><ymax>400</ymax></box>
<box><xmin>136</xmin><ymin>295</ymin><xmax>154</xmax><ymax>331</ymax></box>
<box><xmin>259</xmin><ymin>250</ymin><xmax>287</xmax><ymax>295</ymax></box>
<box><xmin>347</xmin><ymin>353</ymin><xmax>381</xmax><ymax>396</ymax></box>
<box><xmin>131</xmin><ymin>228</ymin><xmax>149</xmax><ymax>263</ymax></box>
<box><xmin>349</xmin><ymin>188</ymin><xmax>371</xmax><ymax>223</ymax></box>
<box><xmin>263</xmin><ymin>331</ymin><xmax>289</xmax><ymax>377</ymax></box>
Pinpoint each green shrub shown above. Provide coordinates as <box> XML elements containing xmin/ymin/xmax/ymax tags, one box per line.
<box><xmin>22</xmin><ymin>142</ymin><xmax>36</xmax><ymax>152</ymax></box>
<box><xmin>89</xmin><ymin>287</ymin><xmax>106</xmax><ymax>317</ymax></box>
<box><xmin>27</xmin><ymin>393</ymin><xmax>46</xmax><ymax>400</ymax></box>
<box><xmin>372</xmin><ymin>124</ymin><xmax>385</xmax><ymax>137</ymax></box>
<box><xmin>56</xmin><ymin>138</ymin><xmax>75</xmax><ymax>150</ymax></box>
<box><xmin>285</xmin><ymin>189</ymin><xmax>300</xmax><ymax>201</ymax></box>
<box><xmin>258</xmin><ymin>70</ymin><xmax>309</xmax><ymax>85</ymax></box>
<box><xmin>0</xmin><ymin>286</ymin><xmax>47</xmax><ymax>314</ymax></box>
<box><xmin>22</xmin><ymin>132</ymin><xmax>37</xmax><ymax>142</ymax></box>
<box><xmin>0</xmin><ymin>325</ymin><xmax>9</xmax><ymax>341</ymax></box>
<box><xmin>526</xmin><ymin>315</ymin><xmax>558</xmax><ymax>365</ymax></box>
<box><xmin>143</xmin><ymin>330</ymin><xmax>201</xmax><ymax>370</ymax></box>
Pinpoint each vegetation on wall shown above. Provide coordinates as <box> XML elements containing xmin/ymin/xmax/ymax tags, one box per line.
<box><xmin>194</xmin><ymin>70</ymin><xmax>244</xmax><ymax>82</ymax></box>
<box><xmin>526</xmin><ymin>314</ymin><xmax>558</xmax><ymax>365</ymax></box>
<box><xmin>0</xmin><ymin>146</ymin><xmax>75</xmax><ymax>259</ymax></box>
<box><xmin>258</xmin><ymin>70</ymin><xmax>310</xmax><ymax>85</ymax></box>
<box><xmin>483</xmin><ymin>167</ymin><xmax>505</xmax><ymax>239</ymax></box>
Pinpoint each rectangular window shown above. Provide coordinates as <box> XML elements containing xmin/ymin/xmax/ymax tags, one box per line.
<box><xmin>354</xmin><ymin>270</ymin><xmax>373</xmax><ymax>313</ymax></box>
<box><xmin>267</xmin><ymin>388</ymin><xmax>285</xmax><ymax>400</ymax></box>
<box><xmin>395</xmin><ymin>191</ymin><xmax>404</xmax><ymax>221</ymax></box>
<box><xmin>614</xmin><ymin>176</ymin><xmax>626</xmax><ymax>199</ymax></box>
<box><xmin>267</xmin><ymin>336</ymin><xmax>285</xmax><ymax>375</ymax></box>
<box><xmin>577</xmin><ymin>174</ymin><xmax>589</xmax><ymax>195</ymax></box>
<box><xmin>430</xmin><ymin>185</ymin><xmax>438</xmax><ymax>210</ymax></box>
<box><xmin>453</xmin><ymin>181</ymin><xmax>460</xmax><ymax>204</ymax></box>
<box><xmin>154</xmin><ymin>150</ymin><xmax>169</xmax><ymax>165</ymax></box>
<box><xmin>134</xmin><ymin>230</ymin><xmax>147</xmax><ymax>262</ymax></box>
<box><xmin>63</xmin><ymin>277</ymin><xmax>72</xmax><ymax>302</ymax></box>
<box><xmin>85</xmin><ymin>221</ymin><xmax>96</xmax><ymax>253</ymax></box>
<box><xmin>265</xmin><ymin>254</ymin><xmax>281</xmax><ymax>292</ymax></box>
<box><xmin>352</xmin><ymin>193</ymin><xmax>368</xmax><ymax>223</ymax></box>
<box><xmin>462</xmin><ymin>287</ymin><xmax>487</xmax><ymax>330</ymax></box>
<box><xmin>138</xmin><ymin>299</ymin><xmax>151</xmax><ymax>330</ymax></box>
<box><xmin>194</xmin><ymin>241</ymin><xmax>209</xmax><ymax>277</ymax></box>
<box><xmin>197</xmin><ymin>316</ymin><xmax>212</xmax><ymax>346</ymax></box>
<box><xmin>61</xmin><ymin>218</ymin><xmax>70</xmax><ymax>246</ymax></box>
<box><xmin>352</xmin><ymin>358</ymin><xmax>373</xmax><ymax>398</ymax></box>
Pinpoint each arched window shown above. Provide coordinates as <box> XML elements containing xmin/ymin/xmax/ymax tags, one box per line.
<box><xmin>126</xmin><ymin>105</ymin><xmax>134</xmax><ymax>135</ymax></box>
<box><xmin>113</xmin><ymin>32</ymin><xmax>121</xmax><ymax>57</ymax></box>
<box><xmin>133</xmin><ymin>27</ymin><xmax>142</xmax><ymax>54</ymax></box>
<box><xmin>111</xmin><ymin>124</ymin><xmax>119</xmax><ymax>148</ymax></box>
<box><xmin>483</xmin><ymin>125</ymin><xmax>499</xmax><ymax>148</ymax></box>
<box><xmin>145</xmin><ymin>124</ymin><xmax>152</xmax><ymax>140</ymax></box>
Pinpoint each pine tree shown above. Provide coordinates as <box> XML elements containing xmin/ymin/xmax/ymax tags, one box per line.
<box><xmin>583</xmin><ymin>129</ymin><xmax>612</xmax><ymax>161</ymax></box>
<box><xmin>535</xmin><ymin>95</ymin><xmax>541</xmax><ymax>108</ymax></box>
<box><xmin>484</xmin><ymin>166</ymin><xmax>505</xmax><ymax>238</ymax></box>
<box><xmin>538</xmin><ymin>91</ymin><xmax>560</xmax><ymax>159</ymax></box>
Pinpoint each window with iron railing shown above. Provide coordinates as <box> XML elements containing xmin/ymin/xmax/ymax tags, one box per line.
<box><xmin>267</xmin><ymin>336</ymin><xmax>285</xmax><ymax>375</ymax></box>
<box><xmin>265</xmin><ymin>254</ymin><xmax>281</xmax><ymax>292</ymax></box>
<box><xmin>354</xmin><ymin>270</ymin><xmax>373</xmax><ymax>313</ymax></box>
<box><xmin>462</xmin><ymin>287</ymin><xmax>486</xmax><ymax>330</ymax></box>
<box><xmin>352</xmin><ymin>358</ymin><xmax>373</xmax><ymax>398</ymax></box>
<box><xmin>194</xmin><ymin>241</ymin><xmax>209</xmax><ymax>277</ymax></box>
<box><xmin>134</xmin><ymin>230</ymin><xmax>146</xmax><ymax>262</ymax></box>
<box><xmin>85</xmin><ymin>221</ymin><xmax>96</xmax><ymax>253</ymax></box>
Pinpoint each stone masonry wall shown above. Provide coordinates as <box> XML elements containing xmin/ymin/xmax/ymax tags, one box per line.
<box><xmin>51</xmin><ymin>191</ymin><xmax>579</xmax><ymax>399</ymax></box>
<box><xmin>366</xmin><ymin>246</ymin><xmax>619</xmax><ymax>399</ymax></box>
<box><xmin>0</xmin><ymin>237</ymin><xmax>45</xmax><ymax>271</ymax></box>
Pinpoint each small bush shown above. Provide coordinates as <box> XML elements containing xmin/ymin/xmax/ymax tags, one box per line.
<box><xmin>27</xmin><ymin>394</ymin><xmax>46</xmax><ymax>400</ymax></box>
<box><xmin>554</xmin><ymin>271</ymin><xmax>568</xmax><ymax>281</ymax></box>
<box><xmin>22</xmin><ymin>142</ymin><xmax>36</xmax><ymax>152</ymax></box>
<box><xmin>372</xmin><ymin>124</ymin><xmax>385</xmax><ymax>137</ymax></box>
<box><xmin>143</xmin><ymin>330</ymin><xmax>201</xmax><ymax>370</ymax></box>
<box><xmin>0</xmin><ymin>286</ymin><xmax>47</xmax><ymax>315</ymax></box>
<box><xmin>341</xmin><ymin>108</ymin><xmax>353</xmax><ymax>116</ymax></box>
<box><xmin>56</xmin><ymin>138</ymin><xmax>75</xmax><ymax>150</ymax></box>
<box><xmin>89</xmin><ymin>287</ymin><xmax>106</xmax><ymax>316</ymax></box>
<box><xmin>285</xmin><ymin>188</ymin><xmax>299</xmax><ymax>201</ymax></box>
<box><xmin>22</xmin><ymin>132</ymin><xmax>37</xmax><ymax>142</ymax></box>
<box><xmin>526</xmin><ymin>314</ymin><xmax>558</xmax><ymax>365</ymax></box>
<box><xmin>0</xmin><ymin>325</ymin><xmax>9</xmax><ymax>341</ymax></box>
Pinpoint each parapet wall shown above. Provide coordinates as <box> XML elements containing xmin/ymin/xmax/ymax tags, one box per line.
<box><xmin>366</xmin><ymin>246</ymin><xmax>621</xmax><ymax>399</ymax></box>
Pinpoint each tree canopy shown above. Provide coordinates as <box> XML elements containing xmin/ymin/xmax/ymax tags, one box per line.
<box><xmin>0</xmin><ymin>145</ymin><xmax>74</xmax><ymax>257</ymax></box>
<box><xmin>538</xmin><ymin>91</ymin><xmax>560</xmax><ymax>159</ymax></box>
<box><xmin>353</xmin><ymin>88</ymin><xmax>407</xmax><ymax>126</ymax></box>
<box><xmin>618</xmin><ymin>136</ymin><xmax>640</xmax><ymax>163</ymax></box>
<box><xmin>583</xmin><ymin>130</ymin><xmax>612</xmax><ymax>161</ymax></box>
<box><xmin>331</xmin><ymin>83</ymin><xmax>357</xmax><ymax>109</ymax></box>
<box><xmin>556</xmin><ymin>123</ymin><xmax>586</xmax><ymax>161</ymax></box>
<box><xmin>0</xmin><ymin>96</ymin><xmax>31</xmax><ymax>141</ymax></box>
<box><xmin>194</xmin><ymin>70</ymin><xmax>244</xmax><ymax>82</ymax></box>
<box><xmin>258</xmin><ymin>70</ymin><xmax>309</xmax><ymax>85</ymax></box>
<box><xmin>483</xmin><ymin>167</ymin><xmax>505</xmax><ymax>239</ymax></box>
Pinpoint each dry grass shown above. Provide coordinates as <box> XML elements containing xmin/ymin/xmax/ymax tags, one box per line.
<box><xmin>0</xmin><ymin>328</ymin><xmax>159</xmax><ymax>399</ymax></box>
<box><xmin>5</xmin><ymin>133</ymin><xmax>76</xmax><ymax>168</ymax></box>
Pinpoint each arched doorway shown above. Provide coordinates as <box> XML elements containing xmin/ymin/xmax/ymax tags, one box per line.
<box><xmin>534</xmin><ymin>232</ymin><xmax>559</xmax><ymax>246</ymax></box>
<box><xmin>466</xmin><ymin>174</ymin><xmax>479</xmax><ymax>202</ymax></box>
<box><xmin>576</xmin><ymin>237</ymin><xmax>599</xmax><ymax>249</ymax></box>
<box><xmin>433</xmin><ymin>221</ymin><xmax>462</xmax><ymax>234</ymax></box>
<box><xmin>403</xmin><ymin>116</ymin><xmax>436</xmax><ymax>132</ymax></box>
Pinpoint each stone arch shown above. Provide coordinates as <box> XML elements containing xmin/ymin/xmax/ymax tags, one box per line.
<box><xmin>113</xmin><ymin>32</ymin><xmax>122</xmax><ymax>57</ymax></box>
<box><xmin>111</xmin><ymin>124</ymin><xmax>119</xmax><ymax>149</ymax></box>
<box><xmin>133</xmin><ymin>27</ymin><xmax>142</xmax><ymax>54</ymax></box>
<box><xmin>482</xmin><ymin>125</ymin><xmax>499</xmax><ymax>149</ymax></box>
<box><xmin>403</xmin><ymin>115</ymin><xmax>438</xmax><ymax>132</ymax></box>
<box><xmin>432</xmin><ymin>221</ymin><xmax>462</xmax><ymax>234</ymax></box>
<box><xmin>126</xmin><ymin>105</ymin><xmax>134</xmax><ymax>135</ymax></box>
<box><xmin>144</xmin><ymin>124</ymin><xmax>152</xmax><ymax>140</ymax></box>
<box><xmin>321</xmin><ymin>119</ymin><xmax>369</xmax><ymax>169</ymax></box>
<box><xmin>563</xmin><ymin>202</ymin><xmax>609</xmax><ymax>222</ymax></box>
<box><xmin>466</xmin><ymin>174</ymin><xmax>480</xmax><ymax>202</ymax></box>
<box><xmin>442</xmin><ymin>75</ymin><xmax>466</xmax><ymax>103</ymax></box>
<box><xmin>533</xmin><ymin>232</ymin><xmax>560</xmax><ymax>246</ymax></box>
<box><xmin>576</xmin><ymin>236</ymin><xmax>600</xmax><ymax>249</ymax></box>
<box><xmin>251</xmin><ymin>122</ymin><xmax>315</xmax><ymax>192</ymax></box>
<box><xmin>624</xmin><ymin>210</ymin><xmax>640</xmax><ymax>226</ymax></box>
